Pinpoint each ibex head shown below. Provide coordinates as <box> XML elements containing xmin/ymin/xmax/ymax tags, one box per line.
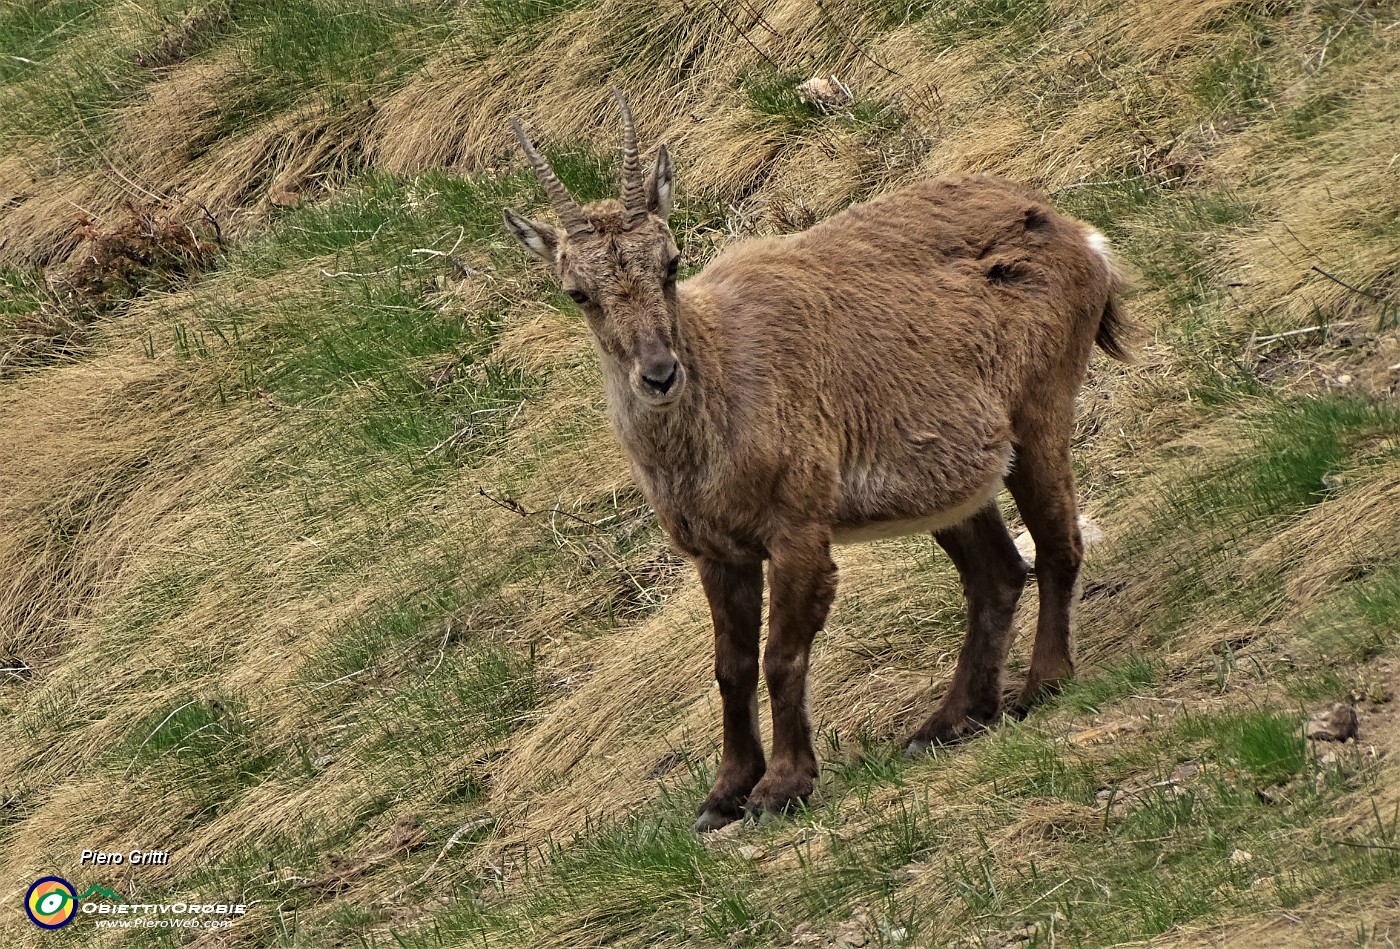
<box><xmin>503</xmin><ymin>89</ymin><xmax>682</xmax><ymax>407</ymax></box>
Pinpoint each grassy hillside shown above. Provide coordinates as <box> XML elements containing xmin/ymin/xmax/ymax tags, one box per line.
<box><xmin>2</xmin><ymin>0</ymin><xmax>1398</xmax><ymax>945</ymax></box>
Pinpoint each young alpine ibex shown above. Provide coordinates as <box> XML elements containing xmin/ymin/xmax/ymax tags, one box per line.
<box><xmin>503</xmin><ymin>90</ymin><xmax>1130</xmax><ymax>832</ymax></box>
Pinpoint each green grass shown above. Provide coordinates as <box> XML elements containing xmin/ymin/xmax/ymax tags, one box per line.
<box><xmin>915</xmin><ymin>0</ymin><xmax>1052</xmax><ymax>52</ymax></box>
<box><xmin>1113</xmin><ymin>394</ymin><xmax>1400</xmax><ymax>645</ymax></box>
<box><xmin>358</xmin><ymin>644</ymin><xmax>541</xmax><ymax>786</ymax></box>
<box><xmin>2</xmin><ymin>0</ymin><xmax>454</xmax><ymax>163</ymax></box>
<box><xmin>304</xmin><ymin>575</ymin><xmax>480</xmax><ymax>692</ymax></box>
<box><xmin>376</xmin><ymin>689</ymin><xmax>1391</xmax><ymax>948</ymax></box>
<box><xmin>0</xmin><ymin>0</ymin><xmax>103</xmax><ymax>83</ymax></box>
<box><xmin>0</xmin><ymin>2</ymin><xmax>182</xmax><ymax>158</ymax></box>
<box><xmin>120</xmin><ymin>694</ymin><xmax>280</xmax><ymax>808</ymax></box>
<box><xmin>241</xmin><ymin>170</ymin><xmax>530</xmax><ymax>268</ymax></box>
<box><xmin>467</xmin><ymin>0</ymin><xmax>594</xmax><ymax>46</ymax></box>
<box><xmin>1231</xmin><ymin>398</ymin><xmax>1400</xmax><ymax>514</ymax></box>
<box><xmin>821</xmin><ymin>727</ymin><xmax>907</xmax><ymax>798</ymax></box>
<box><xmin>743</xmin><ymin>69</ymin><xmax>826</xmax><ymax>127</ymax></box>
<box><xmin>794</xmin><ymin>797</ymin><xmax>941</xmax><ymax>926</ymax></box>
<box><xmin>0</xmin><ymin>268</ymin><xmax>48</xmax><ymax>318</ymax></box>
<box><xmin>203</xmin><ymin>0</ymin><xmax>455</xmax><ymax>136</ymax></box>
<box><xmin>157</xmin><ymin>818</ymin><xmax>366</xmax><ymax>946</ymax></box>
<box><xmin>170</xmin><ymin>170</ymin><xmax>554</xmax><ymax>476</ymax></box>
<box><xmin>240</xmin><ymin>0</ymin><xmax>447</xmax><ymax>94</ymax></box>
<box><xmin>1302</xmin><ymin>559</ymin><xmax>1400</xmax><ymax>668</ymax></box>
<box><xmin>970</xmin><ymin>723</ymin><xmax>1099</xmax><ymax>802</ymax></box>
<box><xmin>405</xmin><ymin>811</ymin><xmax>757</xmax><ymax>947</ymax></box>
<box><xmin>1057</xmin><ymin>654</ymin><xmax>1165</xmax><ymax>714</ymax></box>
<box><xmin>1193</xmin><ymin>30</ymin><xmax>1276</xmax><ymax>117</ymax></box>
<box><xmin>1180</xmin><ymin>708</ymin><xmax>1306</xmax><ymax>786</ymax></box>
<box><xmin>4</xmin><ymin>2</ymin><xmax>1400</xmax><ymax>947</ymax></box>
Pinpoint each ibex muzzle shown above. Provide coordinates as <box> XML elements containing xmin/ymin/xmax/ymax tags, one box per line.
<box><xmin>635</xmin><ymin>343</ymin><xmax>682</xmax><ymax>401</ymax></box>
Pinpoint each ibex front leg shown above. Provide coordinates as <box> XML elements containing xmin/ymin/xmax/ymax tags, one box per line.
<box><xmin>745</xmin><ymin>527</ymin><xmax>837</xmax><ymax>818</ymax></box>
<box><xmin>694</xmin><ymin>558</ymin><xmax>765</xmax><ymax>831</ymax></box>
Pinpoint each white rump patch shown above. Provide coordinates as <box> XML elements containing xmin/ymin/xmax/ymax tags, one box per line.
<box><xmin>1085</xmin><ymin>229</ymin><xmax>1111</xmax><ymax>266</ymax></box>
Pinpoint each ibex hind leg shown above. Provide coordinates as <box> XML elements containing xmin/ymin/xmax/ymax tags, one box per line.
<box><xmin>1005</xmin><ymin>413</ymin><xmax>1083</xmax><ymax>717</ymax></box>
<box><xmin>905</xmin><ymin>502</ymin><xmax>1029</xmax><ymax>756</ymax></box>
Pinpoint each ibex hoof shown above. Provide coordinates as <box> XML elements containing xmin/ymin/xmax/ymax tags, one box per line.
<box><xmin>903</xmin><ymin>737</ymin><xmax>935</xmax><ymax>759</ymax></box>
<box><xmin>693</xmin><ymin>808</ymin><xmax>741</xmax><ymax>833</ymax></box>
<box><xmin>743</xmin><ymin>773</ymin><xmax>813</xmax><ymax>821</ymax></box>
<box><xmin>905</xmin><ymin>708</ymin><xmax>998</xmax><ymax>754</ymax></box>
<box><xmin>1009</xmin><ymin>675</ymin><xmax>1071</xmax><ymax>718</ymax></box>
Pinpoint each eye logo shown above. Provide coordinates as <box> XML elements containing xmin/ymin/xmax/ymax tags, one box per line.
<box><xmin>26</xmin><ymin>876</ymin><xmax>77</xmax><ymax>929</ymax></box>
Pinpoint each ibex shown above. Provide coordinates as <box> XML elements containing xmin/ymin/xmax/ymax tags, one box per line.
<box><xmin>502</xmin><ymin>90</ymin><xmax>1130</xmax><ymax>832</ymax></box>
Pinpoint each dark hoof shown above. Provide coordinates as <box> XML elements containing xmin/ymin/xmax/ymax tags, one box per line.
<box><xmin>1010</xmin><ymin>677</ymin><xmax>1071</xmax><ymax>718</ymax></box>
<box><xmin>748</xmin><ymin>807</ymin><xmax>785</xmax><ymax>827</ymax></box>
<box><xmin>742</xmin><ymin>800</ymin><xmax>800</xmax><ymax>827</ymax></box>
<box><xmin>906</xmin><ymin>702</ymin><xmax>1001</xmax><ymax>754</ymax></box>
<box><xmin>693</xmin><ymin>807</ymin><xmax>741</xmax><ymax>833</ymax></box>
<box><xmin>742</xmin><ymin>771</ymin><xmax>814</xmax><ymax>820</ymax></box>
<box><xmin>903</xmin><ymin>720</ymin><xmax>990</xmax><ymax>756</ymax></box>
<box><xmin>904</xmin><ymin>737</ymin><xmax>935</xmax><ymax>759</ymax></box>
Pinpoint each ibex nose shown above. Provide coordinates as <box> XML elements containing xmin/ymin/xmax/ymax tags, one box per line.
<box><xmin>640</xmin><ymin>356</ymin><xmax>680</xmax><ymax>396</ymax></box>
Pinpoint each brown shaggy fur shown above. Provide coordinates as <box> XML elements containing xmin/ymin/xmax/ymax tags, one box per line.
<box><xmin>504</xmin><ymin>95</ymin><xmax>1130</xmax><ymax>832</ymax></box>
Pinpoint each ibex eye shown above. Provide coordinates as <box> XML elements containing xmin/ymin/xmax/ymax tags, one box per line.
<box><xmin>566</xmin><ymin>288</ymin><xmax>589</xmax><ymax>305</ymax></box>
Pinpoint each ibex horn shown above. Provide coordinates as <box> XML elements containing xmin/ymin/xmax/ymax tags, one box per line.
<box><xmin>612</xmin><ymin>87</ymin><xmax>646</xmax><ymax>221</ymax></box>
<box><xmin>510</xmin><ymin>116</ymin><xmax>592</xmax><ymax>238</ymax></box>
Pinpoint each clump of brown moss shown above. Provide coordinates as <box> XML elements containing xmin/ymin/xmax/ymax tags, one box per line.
<box><xmin>1</xmin><ymin>200</ymin><xmax>221</xmax><ymax>373</ymax></box>
<box><xmin>55</xmin><ymin>199</ymin><xmax>221</xmax><ymax>310</ymax></box>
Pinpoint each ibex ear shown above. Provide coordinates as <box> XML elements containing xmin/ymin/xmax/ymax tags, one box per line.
<box><xmin>502</xmin><ymin>208</ymin><xmax>559</xmax><ymax>262</ymax></box>
<box><xmin>645</xmin><ymin>144</ymin><xmax>673</xmax><ymax>218</ymax></box>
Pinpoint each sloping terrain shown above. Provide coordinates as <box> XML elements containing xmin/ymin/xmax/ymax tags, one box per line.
<box><xmin>1</xmin><ymin>0</ymin><xmax>1398</xmax><ymax>946</ymax></box>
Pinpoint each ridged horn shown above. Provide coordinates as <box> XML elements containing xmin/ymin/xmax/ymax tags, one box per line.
<box><xmin>510</xmin><ymin>116</ymin><xmax>591</xmax><ymax>237</ymax></box>
<box><xmin>612</xmin><ymin>87</ymin><xmax>646</xmax><ymax>221</ymax></box>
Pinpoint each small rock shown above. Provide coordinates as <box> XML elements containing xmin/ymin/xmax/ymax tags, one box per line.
<box><xmin>1305</xmin><ymin>704</ymin><xmax>1360</xmax><ymax>742</ymax></box>
<box><xmin>1170</xmin><ymin>761</ymin><xmax>1201</xmax><ymax>783</ymax></box>
<box><xmin>737</xmin><ymin>845</ymin><xmax>766</xmax><ymax>861</ymax></box>
<box><xmin>1229</xmin><ymin>848</ymin><xmax>1253</xmax><ymax>866</ymax></box>
<box><xmin>834</xmin><ymin>909</ymin><xmax>871</xmax><ymax>947</ymax></box>
<box><xmin>796</xmin><ymin>75</ymin><xmax>853</xmax><ymax>109</ymax></box>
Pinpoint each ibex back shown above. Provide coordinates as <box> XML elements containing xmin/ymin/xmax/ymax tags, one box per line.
<box><xmin>503</xmin><ymin>90</ymin><xmax>1131</xmax><ymax>832</ymax></box>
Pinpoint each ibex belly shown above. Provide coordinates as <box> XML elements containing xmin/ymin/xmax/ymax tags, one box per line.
<box><xmin>831</xmin><ymin>442</ymin><xmax>1013</xmax><ymax>545</ymax></box>
<box><xmin>832</xmin><ymin>476</ymin><xmax>1003</xmax><ymax>544</ymax></box>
